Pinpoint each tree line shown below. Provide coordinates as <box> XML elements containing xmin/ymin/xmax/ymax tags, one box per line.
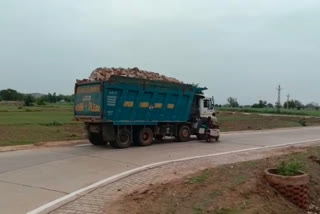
<box><xmin>0</xmin><ymin>89</ymin><xmax>74</xmax><ymax>106</ymax></box>
<box><xmin>219</xmin><ymin>97</ymin><xmax>319</xmax><ymax>110</ymax></box>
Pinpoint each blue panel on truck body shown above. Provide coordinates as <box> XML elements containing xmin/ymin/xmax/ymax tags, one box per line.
<box><xmin>102</xmin><ymin>76</ymin><xmax>197</xmax><ymax>125</ymax></box>
<box><xmin>75</xmin><ymin>76</ymin><xmax>204</xmax><ymax>126</ymax></box>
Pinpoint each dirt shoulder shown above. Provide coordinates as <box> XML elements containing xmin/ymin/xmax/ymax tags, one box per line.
<box><xmin>0</xmin><ymin>139</ymin><xmax>87</xmax><ymax>152</ymax></box>
<box><xmin>108</xmin><ymin>146</ymin><xmax>320</xmax><ymax>214</ymax></box>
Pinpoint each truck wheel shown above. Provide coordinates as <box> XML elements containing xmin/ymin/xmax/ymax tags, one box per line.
<box><xmin>88</xmin><ymin>132</ymin><xmax>106</xmax><ymax>145</ymax></box>
<box><xmin>177</xmin><ymin>125</ymin><xmax>191</xmax><ymax>142</ymax></box>
<box><xmin>136</xmin><ymin>128</ymin><xmax>153</xmax><ymax>146</ymax></box>
<box><xmin>110</xmin><ymin>129</ymin><xmax>131</xmax><ymax>148</ymax></box>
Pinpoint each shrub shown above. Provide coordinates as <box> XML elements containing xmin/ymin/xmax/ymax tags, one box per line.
<box><xmin>299</xmin><ymin>119</ymin><xmax>307</xmax><ymax>126</ymax></box>
<box><xmin>24</xmin><ymin>95</ymin><xmax>35</xmax><ymax>106</ymax></box>
<box><xmin>36</xmin><ymin>98</ymin><xmax>46</xmax><ymax>106</ymax></box>
<box><xmin>276</xmin><ymin>160</ymin><xmax>303</xmax><ymax>176</ymax></box>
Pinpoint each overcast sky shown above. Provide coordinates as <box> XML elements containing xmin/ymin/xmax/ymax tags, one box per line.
<box><xmin>0</xmin><ymin>0</ymin><xmax>319</xmax><ymax>105</ymax></box>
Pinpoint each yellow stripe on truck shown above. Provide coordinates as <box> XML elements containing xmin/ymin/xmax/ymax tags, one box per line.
<box><xmin>140</xmin><ymin>102</ymin><xmax>149</xmax><ymax>108</ymax></box>
<box><xmin>123</xmin><ymin>101</ymin><xmax>134</xmax><ymax>107</ymax></box>
<box><xmin>154</xmin><ymin>103</ymin><xmax>163</xmax><ymax>109</ymax></box>
<box><xmin>167</xmin><ymin>104</ymin><xmax>175</xmax><ymax>109</ymax></box>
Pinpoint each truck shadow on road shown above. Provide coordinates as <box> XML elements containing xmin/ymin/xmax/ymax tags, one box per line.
<box><xmin>91</xmin><ymin>136</ymin><xmax>220</xmax><ymax>150</ymax></box>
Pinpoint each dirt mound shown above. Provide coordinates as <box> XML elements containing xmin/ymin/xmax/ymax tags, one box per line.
<box><xmin>77</xmin><ymin>67</ymin><xmax>183</xmax><ymax>84</ymax></box>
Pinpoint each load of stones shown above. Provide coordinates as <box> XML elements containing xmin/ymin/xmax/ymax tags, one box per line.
<box><xmin>77</xmin><ymin>67</ymin><xmax>182</xmax><ymax>84</ymax></box>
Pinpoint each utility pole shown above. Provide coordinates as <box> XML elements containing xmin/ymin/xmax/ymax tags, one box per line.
<box><xmin>276</xmin><ymin>85</ymin><xmax>282</xmax><ymax>113</ymax></box>
<box><xmin>286</xmin><ymin>94</ymin><xmax>290</xmax><ymax>109</ymax></box>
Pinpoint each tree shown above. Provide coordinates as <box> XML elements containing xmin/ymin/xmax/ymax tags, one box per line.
<box><xmin>0</xmin><ymin>89</ymin><xmax>24</xmax><ymax>101</ymax></box>
<box><xmin>267</xmin><ymin>103</ymin><xmax>274</xmax><ymax>108</ymax></box>
<box><xmin>283</xmin><ymin>100</ymin><xmax>304</xmax><ymax>109</ymax></box>
<box><xmin>36</xmin><ymin>98</ymin><xmax>46</xmax><ymax>106</ymax></box>
<box><xmin>252</xmin><ymin>100</ymin><xmax>267</xmax><ymax>108</ymax></box>
<box><xmin>24</xmin><ymin>95</ymin><xmax>35</xmax><ymax>106</ymax></box>
<box><xmin>45</xmin><ymin>93</ymin><xmax>58</xmax><ymax>103</ymax></box>
<box><xmin>305</xmin><ymin>102</ymin><xmax>319</xmax><ymax>109</ymax></box>
<box><xmin>227</xmin><ymin>97</ymin><xmax>239</xmax><ymax>108</ymax></box>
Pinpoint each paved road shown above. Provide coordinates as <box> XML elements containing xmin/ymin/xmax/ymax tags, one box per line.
<box><xmin>1</xmin><ymin>126</ymin><xmax>320</xmax><ymax>214</ymax></box>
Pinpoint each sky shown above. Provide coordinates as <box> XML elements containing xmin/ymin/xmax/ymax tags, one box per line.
<box><xmin>0</xmin><ymin>0</ymin><xmax>319</xmax><ymax>105</ymax></box>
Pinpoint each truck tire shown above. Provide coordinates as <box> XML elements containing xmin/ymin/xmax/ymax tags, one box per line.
<box><xmin>135</xmin><ymin>128</ymin><xmax>153</xmax><ymax>146</ymax></box>
<box><xmin>88</xmin><ymin>132</ymin><xmax>106</xmax><ymax>146</ymax></box>
<box><xmin>177</xmin><ymin>125</ymin><xmax>191</xmax><ymax>142</ymax></box>
<box><xmin>110</xmin><ymin>129</ymin><xmax>131</xmax><ymax>148</ymax></box>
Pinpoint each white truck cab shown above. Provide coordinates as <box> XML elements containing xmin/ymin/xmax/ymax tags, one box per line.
<box><xmin>199</xmin><ymin>96</ymin><xmax>215</xmax><ymax>118</ymax></box>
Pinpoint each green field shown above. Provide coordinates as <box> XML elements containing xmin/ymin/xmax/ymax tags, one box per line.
<box><xmin>0</xmin><ymin>103</ymin><xmax>84</xmax><ymax>146</ymax></box>
<box><xmin>217</xmin><ymin>107</ymin><xmax>320</xmax><ymax>117</ymax></box>
<box><xmin>217</xmin><ymin>111</ymin><xmax>320</xmax><ymax>132</ymax></box>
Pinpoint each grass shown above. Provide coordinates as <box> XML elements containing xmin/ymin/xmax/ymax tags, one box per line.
<box><xmin>0</xmin><ymin>111</ymin><xmax>75</xmax><ymax>125</ymax></box>
<box><xmin>188</xmin><ymin>169</ymin><xmax>212</xmax><ymax>184</ymax></box>
<box><xmin>217</xmin><ymin>107</ymin><xmax>320</xmax><ymax>117</ymax></box>
<box><xmin>0</xmin><ymin>103</ymin><xmax>84</xmax><ymax>146</ymax></box>
<box><xmin>193</xmin><ymin>205</ymin><xmax>204</xmax><ymax>214</ymax></box>
<box><xmin>217</xmin><ymin>111</ymin><xmax>320</xmax><ymax>132</ymax></box>
<box><xmin>215</xmin><ymin>208</ymin><xmax>242</xmax><ymax>214</ymax></box>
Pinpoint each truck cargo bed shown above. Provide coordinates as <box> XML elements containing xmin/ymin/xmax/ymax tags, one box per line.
<box><xmin>74</xmin><ymin>76</ymin><xmax>197</xmax><ymax>125</ymax></box>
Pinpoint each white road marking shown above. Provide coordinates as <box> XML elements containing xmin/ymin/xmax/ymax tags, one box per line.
<box><xmin>27</xmin><ymin>138</ymin><xmax>320</xmax><ymax>214</ymax></box>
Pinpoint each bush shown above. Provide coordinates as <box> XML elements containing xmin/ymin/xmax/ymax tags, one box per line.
<box><xmin>299</xmin><ymin>119</ymin><xmax>307</xmax><ymax>126</ymax></box>
<box><xmin>24</xmin><ymin>95</ymin><xmax>35</xmax><ymax>106</ymax></box>
<box><xmin>276</xmin><ymin>160</ymin><xmax>303</xmax><ymax>176</ymax></box>
<box><xmin>36</xmin><ymin>98</ymin><xmax>46</xmax><ymax>106</ymax></box>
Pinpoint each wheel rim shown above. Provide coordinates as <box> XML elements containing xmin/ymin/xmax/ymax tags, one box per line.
<box><xmin>143</xmin><ymin>133</ymin><xmax>150</xmax><ymax>141</ymax></box>
<box><xmin>120</xmin><ymin>134</ymin><xmax>129</xmax><ymax>143</ymax></box>
<box><xmin>139</xmin><ymin>128</ymin><xmax>153</xmax><ymax>146</ymax></box>
<box><xmin>182</xmin><ymin>129</ymin><xmax>189</xmax><ymax>138</ymax></box>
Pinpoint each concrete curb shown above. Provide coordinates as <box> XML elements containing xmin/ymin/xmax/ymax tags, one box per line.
<box><xmin>27</xmin><ymin>138</ymin><xmax>320</xmax><ymax>214</ymax></box>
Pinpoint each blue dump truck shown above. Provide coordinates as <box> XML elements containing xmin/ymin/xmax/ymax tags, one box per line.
<box><xmin>74</xmin><ymin>76</ymin><xmax>218</xmax><ymax>148</ymax></box>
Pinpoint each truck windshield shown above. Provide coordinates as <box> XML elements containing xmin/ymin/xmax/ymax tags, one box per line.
<box><xmin>204</xmin><ymin>99</ymin><xmax>214</xmax><ymax>110</ymax></box>
<box><xmin>204</xmin><ymin>100</ymin><xmax>209</xmax><ymax>108</ymax></box>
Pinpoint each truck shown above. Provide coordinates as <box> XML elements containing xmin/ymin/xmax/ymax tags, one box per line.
<box><xmin>74</xmin><ymin>75</ymin><xmax>218</xmax><ymax>148</ymax></box>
